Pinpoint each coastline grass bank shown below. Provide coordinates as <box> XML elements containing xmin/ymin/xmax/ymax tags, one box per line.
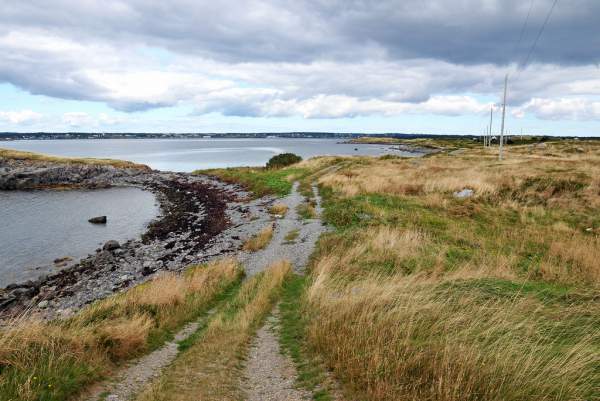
<box><xmin>0</xmin><ymin>148</ymin><xmax>150</xmax><ymax>170</ymax></box>
<box><xmin>0</xmin><ymin>258</ymin><xmax>243</xmax><ymax>401</ymax></box>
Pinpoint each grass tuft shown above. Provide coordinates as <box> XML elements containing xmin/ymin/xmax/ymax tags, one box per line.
<box><xmin>284</xmin><ymin>229</ymin><xmax>300</xmax><ymax>244</ymax></box>
<box><xmin>243</xmin><ymin>225</ymin><xmax>274</xmax><ymax>251</ymax></box>
<box><xmin>297</xmin><ymin>200</ymin><xmax>317</xmax><ymax>220</ymax></box>
<box><xmin>269</xmin><ymin>202</ymin><xmax>289</xmax><ymax>216</ymax></box>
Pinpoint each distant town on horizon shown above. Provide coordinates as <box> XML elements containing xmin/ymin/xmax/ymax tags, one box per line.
<box><xmin>1</xmin><ymin>131</ymin><xmax>598</xmax><ymax>141</ymax></box>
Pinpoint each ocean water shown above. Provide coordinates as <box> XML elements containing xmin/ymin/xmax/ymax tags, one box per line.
<box><xmin>0</xmin><ymin>187</ymin><xmax>158</xmax><ymax>287</ymax></box>
<box><xmin>0</xmin><ymin>137</ymin><xmax>416</xmax><ymax>171</ymax></box>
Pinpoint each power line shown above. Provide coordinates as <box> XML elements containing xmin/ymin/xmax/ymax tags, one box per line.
<box><xmin>497</xmin><ymin>0</ymin><xmax>559</xmax><ymax>160</ymax></box>
<box><xmin>513</xmin><ymin>0</ymin><xmax>536</xmax><ymax>57</ymax></box>
<box><xmin>521</xmin><ymin>0</ymin><xmax>559</xmax><ymax>70</ymax></box>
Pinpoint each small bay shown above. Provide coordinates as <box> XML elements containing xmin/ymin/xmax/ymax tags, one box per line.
<box><xmin>0</xmin><ymin>187</ymin><xmax>159</xmax><ymax>287</ymax></box>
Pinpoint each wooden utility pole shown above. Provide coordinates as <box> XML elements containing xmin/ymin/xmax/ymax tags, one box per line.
<box><xmin>488</xmin><ymin>105</ymin><xmax>494</xmax><ymax>147</ymax></box>
<box><xmin>499</xmin><ymin>74</ymin><xmax>508</xmax><ymax>160</ymax></box>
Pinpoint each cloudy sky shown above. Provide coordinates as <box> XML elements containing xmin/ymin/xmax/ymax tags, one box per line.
<box><xmin>1</xmin><ymin>0</ymin><xmax>599</xmax><ymax>135</ymax></box>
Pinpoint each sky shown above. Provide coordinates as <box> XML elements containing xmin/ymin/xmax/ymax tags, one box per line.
<box><xmin>1</xmin><ymin>0</ymin><xmax>600</xmax><ymax>135</ymax></box>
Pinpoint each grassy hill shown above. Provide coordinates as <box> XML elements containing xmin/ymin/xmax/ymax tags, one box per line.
<box><xmin>220</xmin><ymin>139</ymin><xmax>600</xmax><ymax>400</ymax></box>
<box><xmin>1</xmin><ymin>139</ymin><xmax>598</xmax><ymax>401</ymax></box>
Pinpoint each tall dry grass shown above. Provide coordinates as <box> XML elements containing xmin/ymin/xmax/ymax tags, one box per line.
<box><xmin>314</xmin><ymin>226</ymin><xmax>431</xmax><ymax>278</ymax></box>
<box><xmin>317</xmin><ymin>145</ymin><xmax>600</xmax><ymax>210</ymax></box>
<box><xmin>542</xmin><ymin>235</ymin><xmax>600</xmax><ymax>283</ymax></box>
<box><xmin>305</xmin><ymin>265</ymin><xmax>600</xmax><ymax>401</ymax></box>
<box><xmin>269</xmin><ymin>202</ymin><xmax>289</xmax><ymax>216</ymax></box>
<box><xmin>135</xmin><ymin>260</ymin><xmax>292</xmax><ymax>401</ymax></box>
<box><xmin>300</xmin><ymin>143</ymin><xmax>600</xmax><ymax>400</ymax></box>
<box><xmin>0</xmin><ymin>258</ymin><xmax>242</xmax><ymax>401</ymax></box>
<box><xmin>243</xmin><ymin>224</ymin><xmax>274</xmax><ymax>251</ymax></box>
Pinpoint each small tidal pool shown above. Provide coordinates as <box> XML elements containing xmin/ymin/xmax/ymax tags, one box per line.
<box><xmin>0</xmin><ymin>187</ymin><xmax>159</xmax><ymax>287</ymax></box>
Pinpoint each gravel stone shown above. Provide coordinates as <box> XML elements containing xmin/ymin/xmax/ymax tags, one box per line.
<box><xmin>243</xmin><ymin>309</ymin><xmax>311</xmax><ymax>401</ymax></box>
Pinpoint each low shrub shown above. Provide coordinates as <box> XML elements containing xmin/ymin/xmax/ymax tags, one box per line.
<box><xmin>266</xmin><ymin>153</ymin><xmax>302</xmax><ymax>169</ymax></box>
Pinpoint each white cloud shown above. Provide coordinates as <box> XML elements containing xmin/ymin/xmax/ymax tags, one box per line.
<box><xmin>196</xmin><ymin>92</ymin><xmax>491</xmax><ymax>119</ymax></box>
<box><xmin>0</xmin><ymin>110</ymin><xmax>42</xmax><ymax>124</ymax></box>
<box><xmin>514</xmin><ymin>98</ymin><xmax>600</xmax><ymax>121</ymax></box>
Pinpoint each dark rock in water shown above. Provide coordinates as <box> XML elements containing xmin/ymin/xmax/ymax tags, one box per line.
<box><xmin>12</xmin><ymin>287</ymin><xmax>35</xmax><ymax>297</ymax></box>
<box><xmin>103</xmin><ymin>240</ymin><xmax>121</xmax><ymax>251</ymax></box>
<box><xmin>53</xmin><ymin>256</ymin><xmax>73</xmax><ymax>264</ymax></box>
<box><xmin>88</xmin><ymin>216</ymin><xmax>107</xmax><ymax>224</ymax></box>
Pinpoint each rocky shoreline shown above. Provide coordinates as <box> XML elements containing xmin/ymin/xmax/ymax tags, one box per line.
<box><xmin>340</xmin><ymin>140</ymin><xmax>439</xmax><ymax>155</ymax></box>
<box><xmin>0</xmin><ymin>157</ymin><xmax>274</xmax><ymax>320</ymax></box>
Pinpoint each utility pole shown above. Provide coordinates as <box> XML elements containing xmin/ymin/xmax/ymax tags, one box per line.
<box><xmin>488</xmin><ymin>105</ymin><xmax>494</xmax><ymax>147</ymax></box>
<box><xmin>499</xmin><ymin>74</ymin><xmax>508</xmax><ymax>160</ymax></box>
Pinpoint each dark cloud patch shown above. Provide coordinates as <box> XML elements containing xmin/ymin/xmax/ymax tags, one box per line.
<box><xmin>328</xmin><ymin>0</ymin><xmax>600</xmax><ymax>66</ymax></box>
<box><xmin>0</xmin><ymin>0</ymin><xmax>599</xmax><ymax>119</ymax></box>
<box><xmin>1</xmin><ymin>0</ymin><xmax>598</xmax><ymax>66</ymax></box>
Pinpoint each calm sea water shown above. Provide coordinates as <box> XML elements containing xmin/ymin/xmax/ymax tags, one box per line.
<box><xmin>0</xmin><ymin>138</ymin><xmax>414</xmax><ymax>171</ymax></box>
<box><xmin>0</xmin><ymin>187</ymin><xmax>158</xmax><ymax>287</ymax></box>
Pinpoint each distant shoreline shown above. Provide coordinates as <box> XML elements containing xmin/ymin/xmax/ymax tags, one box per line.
<box><xmin>2</xmin><ymin>132</ymin><xmax>593</xmax><ymax>141</ymax></box>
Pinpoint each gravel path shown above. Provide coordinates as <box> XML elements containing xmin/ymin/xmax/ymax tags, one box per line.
<box><xmin>243</xmin><ymin>308</ymin><xmax>312</xmax><ymax>401</ymax></box>
<box><xmin>82</xmin><ymin>183</ymin><xmax>325</xmax><ymax>401</ymax></box>
<box><xmin>240</xmin><ymin>182</ymin><xmax>325</xmax><ymax>276</ymax></box>
<box><xmin>242</xmin><ymin>183</ymin><xmax>325</xmax><ymax>400</ymax></box>
<box><xmin>83</xmin><ymin>318</ymin><xmax>204</xmax><ymax>401</ymax></box>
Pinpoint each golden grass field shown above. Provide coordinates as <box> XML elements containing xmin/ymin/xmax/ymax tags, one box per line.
<box><xmin>0</xmin><ymin>148</ymin><xmax>150</xmax><ymax>170</ymax></box>
<box><xmin>295</xmin><ymin>140</ymin><xmax>600</xmax><ymax>401</ymax></box>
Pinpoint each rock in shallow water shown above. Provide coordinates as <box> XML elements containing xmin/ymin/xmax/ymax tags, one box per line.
<box><xmin>88</xmin><ymin>215</ymin><xmax>107</xmax><ymax>224</ymax></box>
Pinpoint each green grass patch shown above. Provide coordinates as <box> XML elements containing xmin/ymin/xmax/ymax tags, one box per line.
<box><xmin>440</xmin><ymin>277</ymin><xmax>580</xmax><ymax>304</ymax></box>
<box><xmin>279</xmin><ymin>275</ymin><xmax>335</xmax><ymax>401</ymax></box>
<box><xmin>196</xmin><ymin>167</ymin><xmax>306</xmax><ymax>197</ymax></box>
<box><xmin>177</xmin><ymin>279</ymin><xmax>244</xmax><ymax>352</ymax></box>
